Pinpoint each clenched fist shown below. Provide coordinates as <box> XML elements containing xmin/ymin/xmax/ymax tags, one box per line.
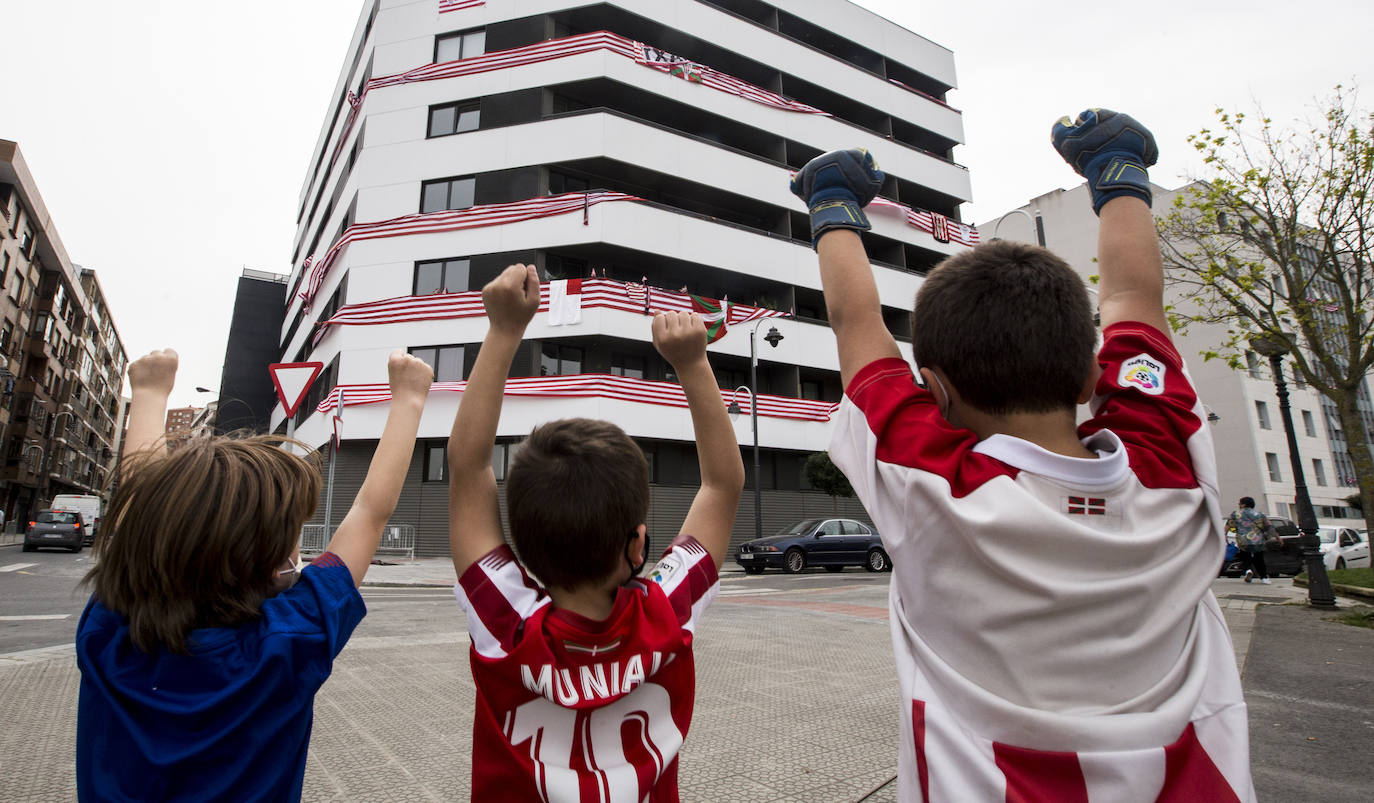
<box><xmin>482</xmin><ymin>264</ymin><xmax>541</xmax><ymax>336</ymax></box>
<box><xmin>652</xmin><ymin>311</ymin><xmax>708</xmax><ymax>370</ymax></box>
<box><xmin>128</xmin><ymin>349</ymin><xmax>179</xmax><ymax>397</ymax></box>
<box><xmin>387</xmin><ymin>349</ymin><xmax>434</xmax><ymax>402</ymax></box>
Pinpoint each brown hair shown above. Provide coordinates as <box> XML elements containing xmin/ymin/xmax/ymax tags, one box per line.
<box><xmin>505</xmin><ymin>418</ymin><xmax>649</xmax><ymax>590</ymax></box>
<box><xmin>911</xmin><ymin>240</ymin><xmax>1097</xmax><ymax>415</ymax></box>
<box><xmin>84</xmin><ymin>436</ymin><xmax>320</xmax><ymax>654</ymax></box>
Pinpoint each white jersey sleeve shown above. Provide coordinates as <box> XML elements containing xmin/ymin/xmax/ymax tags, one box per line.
<box><xmin>453</xmin><ymin>546</ymin><xmax>551</xmax><ymax>660</ymax></box>
<box><xmin>645</xmin><ymin>534</ymin><xmax>718</xmax><ymax>634</ymax></box>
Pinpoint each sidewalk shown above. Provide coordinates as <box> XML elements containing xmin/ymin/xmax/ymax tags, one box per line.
<box><xmin>0</xmin><ymin>569</ymin><xmax>1367</xmax><ymax>801</ymax></box>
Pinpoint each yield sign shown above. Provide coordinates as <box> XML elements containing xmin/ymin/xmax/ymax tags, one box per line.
<box><xmin>269</xmin><ymin>362</ymin><xmax>325</xmax><ymax>417</ymax></box>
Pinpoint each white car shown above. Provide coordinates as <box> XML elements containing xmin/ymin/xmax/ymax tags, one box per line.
<box><xmin>1316</xmin><ymin>526</ymin><xmax>1370</xmax><ymax>571</ymax></box>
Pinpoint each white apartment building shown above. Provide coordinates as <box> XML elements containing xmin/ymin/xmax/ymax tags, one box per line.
<box><xmin>985</xmin><ymin>183</ymin><xmax>1365</xmax><ymax>526</ymax></box>
<box><xmin>278</xmin><ymin>0</ymin><xmax>977</xmax><ymax>556</ymax></box>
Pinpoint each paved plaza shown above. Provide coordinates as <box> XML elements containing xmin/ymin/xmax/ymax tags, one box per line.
<box><xmin>1</xmin><ymin>552</ymin><xmax>1370</xmax><ymax>801</ymax></box>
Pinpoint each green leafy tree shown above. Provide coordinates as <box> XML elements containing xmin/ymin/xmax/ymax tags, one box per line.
<box><xmin>1157</xmin><ymin>86</ymin><xmax>1374</xmax><ymax>536</ymax></box>
<box><xmin>805</xmin><ymin>451</ymin><xmax>854</xmax><ymax>506</ymax></box>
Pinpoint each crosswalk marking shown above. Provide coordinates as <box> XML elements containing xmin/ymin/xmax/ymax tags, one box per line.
<box><xmin>0</xmin><ymin>614</ymin><xmax>71</xmax><ymax>621</ymax></box>
<box><xmin>0</xmin><ymin>563</ymin><xmax>38</xmax><ymax>573</ymax></box>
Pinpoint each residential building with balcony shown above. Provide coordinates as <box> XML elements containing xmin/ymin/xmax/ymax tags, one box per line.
<box><xmin>0</xmin><ymin>140</ymin><xmax>129</xmax><ymax>525</ymax></box>
<box><xmin>278</xmin><ymin>0</ymin><xmax>978</xmax><ymax>556</ymax></box>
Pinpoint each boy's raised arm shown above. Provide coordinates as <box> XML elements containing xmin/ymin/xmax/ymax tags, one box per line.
<box><xmin>653</xmin><ymin>312</ymin><xmax>745</xmax><ymax>569</ymax></box>
<box><xmin>790</xmin><ymin>151</ymin><xmax>902</xmax><ymax>388</ymax></box>
<box><xmin>1051</xmin><ymin>109</ymin><xmax>1169</xmax><ymax>335</ymax></box>
<box><xmin>447</xmin><ymin>264</ymin><xmax>541</xmax><ymax>576</ymax></box>
<box><xmin>327</xmin><ymin>350</ymin><xmax>433</xmax><ymax>585</ymax></box>
<box><xmin>123</xmin><ymin>350</ymin><xmax>179</xmax><ymax>463</ymax></box>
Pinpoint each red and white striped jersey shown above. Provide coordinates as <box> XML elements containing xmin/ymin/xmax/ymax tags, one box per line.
<box><xmin>454</xmin><ymin>536</ymin><xmax>718</xmax><ymax>802</ymax></box>
<box><xmin>830</xmin><ymin>323</ymin><xmax>1254</xmax><ymax>802</ymax></box>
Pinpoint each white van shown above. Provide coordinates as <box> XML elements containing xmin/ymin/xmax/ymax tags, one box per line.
<box><xmin>51</xmin><ymin>494</ymin><xmax>102</xmax><ymax>544</ymax></box>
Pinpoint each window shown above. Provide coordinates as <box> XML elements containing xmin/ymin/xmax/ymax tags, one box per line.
<box><xmin>491</xmin><ymin>442</ymin><xmax>515</xmax><ymax>481</ymax></box>
<box><xmin>1246</xmin><ymin>351</ymin><xmax>1262</xmax><ymax>379</ymax></box>
<box><xmin>1313</xmin><ymin>459</ymin><xmax>1327</xmax><ymax>486</ymax></box>
<box><xmin>713</xmin><ymin>367</ymin><xmax>748</xmax><ymax>391</ymax></box>
<box><xmin>0</xmin><ymin>321</ymin><xmax>10</xmax><ymax>353</ymax></box>
<box><xmin>420</xmin><ymin>176</ymin><xmax>475</xmax><ymax>213</ymax></box>
<box><xmin>410</xmin><ymin>344</ymin><xmax>465</xmax><ymax>382</ymax></box>
<box><xmin>1255</xmin><ymin>400</ymin><xmax>1271</xmax><ymax>430</ymax></box>
<box><xmin>610</xmin><ymin>353</ymin><xmax>646</xmax><ymax>379</ymax></box>
<box><xmin>1</xmin><ymin>251</ymin><xmax>8</xmax><ymax>282</ymax></box>
<box><xmin>549</xmin><ymin>171</ymin><xmax>590</xmax><ymax>195</ymax></box>
<box><xmin>801</xmin><ymin>380</ymin><xmax>823</xmax><ymax>401</ymax></box>
<box><xmin>541</xmin><ymin>343</ymin><xmax>583</xmax><ymax>376</ymax></box>
<box><xmin>841</xmin><ymin>520</ymin><xmax>869</xmax><ymax>535</ymax></box>
<box><xmin>424</xmin><ymin>442</ymin><xmax>447</xmax><ymax>482</ymax></box>
<box><xmin>414</xmin><ymin>258</ymin><xmax>470</xmax><ymax>295</ymax></box>
<box><xmin>428</xmin><ymin>101</ymin><xmax>480</xmax><ymax>137</ymax></box>
<box><xmin>1265</xmin><ymin>452</ymin><xmax>1282</xmax><ymax>482</ymax></box>
<box><xmin>435</xmin><ymin>28</ymin><xmax>485</xmax><ymax>63</ymax></box>
<box><xmin>1217</xmin><ymin>211</ymin><xmax>1229</xmax><ymax>231</ymax></box>
<box><xmin>817</xmin><ymin>520</ymin><xmax>843</xmax><ymax>536</ymax></box>
<box><xmin>1302</xmin><ymin>410</ymin><xmax>1317</xmax><ymax>437</ymax></box>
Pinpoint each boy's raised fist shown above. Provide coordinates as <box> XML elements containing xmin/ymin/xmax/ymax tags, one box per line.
<box><xmin>789</xmin><ymin>148</ymin><xmax>885</xmax><ymax>249</ymax></box>
<box><xmin>482</xmin><ymin>264</ymin><xmax>541</xmax><ymax>334</ymax></box>
<box><xmin>1051</xmin><ymin>109</ymin><xmax>1158</xmax><ymax>214</ymax></box>
<box><xmin>652</xmin><ymin>311</ymin><xmax>708</xmax><ymax>368</ymax></box>
<box><xmin>387</xmin><ymin>349</ymin><xmax>434</xmax><ymax>401</ymax></box>
<box><xmin>128</xmin><ymin>349</ymin><xmax>178</xmax><ymax>396</ymax></box>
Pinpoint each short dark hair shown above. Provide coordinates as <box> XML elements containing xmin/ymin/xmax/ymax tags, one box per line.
<box><xmin>506</xmin><ymin>418</ymin><xmax>649</xmax><ymax>590</ymax></box>
<box><xmin>84</xmin><ymin>436</ymin><xmax>321</xmax><ymax>654</ymax></box>
<box><xmin>1239</xmin><ymin>496</ymin><xmax>1256</xmax><ymax>509</ymax></box>
<box><xmin>911</xmin><ymin>240</ymin><xmax>1097</xmax><ymax>414</ymax></box>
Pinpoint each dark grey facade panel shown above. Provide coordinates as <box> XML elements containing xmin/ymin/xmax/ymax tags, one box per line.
<box><xmin>217</xmin><ymin>275</ymin><xmax>287</xmax><ymax>434</ymax></box>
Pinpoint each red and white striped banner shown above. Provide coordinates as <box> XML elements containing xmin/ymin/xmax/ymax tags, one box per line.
<box><xmin>298</xmin><ymin>191</ymin><xmax>640</xmax><ymax>309</ymax></box>
<box><xmin>314</xmin><ymin>374</ymin><xmax>839</xmax><ymax>422</ymax></box>
<box><xmin>439</xmin><ymin>0</ymin><xmax>484</xmax><ymax>12</ymax></box>
<box><xmin>364</xmin><ymin>31</ymin><xmax>825</xmax><ymax>116</ymax></box>
<box><xmin>870</xmin><ymin>197</ymin><xmax>980</xmax><ymax>247</ymax></box>
<box><xmin>313</xmin><ymin>278</ymin><xmax>787</xmax><ymax>342</ymax></box>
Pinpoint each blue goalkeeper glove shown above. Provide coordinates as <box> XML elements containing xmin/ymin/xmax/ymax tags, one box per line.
<box><xmin>1051</xmin><ymin>109</ymin><xmax>1158</xmax><ymax>215</ymax></box>
<box><xmin>789</xmin><ymin>148</ymin><xmax>885</xmax><ymax>249</ymax></box>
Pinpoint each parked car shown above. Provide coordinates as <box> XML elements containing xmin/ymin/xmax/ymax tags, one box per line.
<box><xmin>736</xmin><ymin>518</ymin><xmax>889</xmax><ymax>574</ymax></box>
<box><xmin>1219</xmin><ymin>516</ymin><xmax>1306</xmax><ymax>577</ymax></box>
<box><xmin>22</xmin><ymin>510</ymin><xmax>87</xmax><ymax>553</ymax></box>
<box><xmin>1316</xmin><ymin>526</ymin><xmax>1371</xmax><ymax>571</ymax></box>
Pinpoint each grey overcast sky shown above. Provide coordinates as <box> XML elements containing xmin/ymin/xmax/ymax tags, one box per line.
<box><xmin>1</xmin><ymin>0</ymin><xmax>1371</xmax><ymax>408</ymax></box>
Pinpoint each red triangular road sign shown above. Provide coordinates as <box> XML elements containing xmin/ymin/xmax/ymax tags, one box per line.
<box><xmin>269</xmin><ymin>362</ymin><xmax>325</xmax><ymax>417</ymax></box>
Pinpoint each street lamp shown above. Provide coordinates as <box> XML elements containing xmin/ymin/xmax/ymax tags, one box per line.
<box><xmin>725</xmin><ymin>321</ymin><xmax>785</xmax><ymax>543</ymax></box>
<box><xmin>1248</xmin><ymin>333</ymin><xmax>1336</xmax><ymax>607</ymax></box>
<box><xmin>991</xmin><ymin>207</ymin><xmax>1046</xmax><ymax>246</ymax></box>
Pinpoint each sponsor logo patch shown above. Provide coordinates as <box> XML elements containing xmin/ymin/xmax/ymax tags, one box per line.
<box><xmin>1119</xmin><ymin>354</ymin><xmax>1166</xmax><ymax>396</ymax></box>
<box><xmin>650</xmin><ymin>554</ymin><xmax>681</xmax><ymax>586</ymax></box>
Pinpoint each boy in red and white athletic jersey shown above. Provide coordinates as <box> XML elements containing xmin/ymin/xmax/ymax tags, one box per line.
<box><xmin>789</xmin><ymin>111</ymin><xmax>1254</xmax><ymax>801</ymax></box>
<box><xmin>446</xmin><ymin>264</ymin><xmax>745</xmax><ymax>802</ymax></box>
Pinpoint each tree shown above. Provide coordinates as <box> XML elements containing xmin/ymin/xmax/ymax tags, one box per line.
<box><xmin>805</xmin><ymin>451</ymin><xmax>854</xmax><ymax>505</ymax></box>
<box><xmin>1157</xmin><ymin>85</ymin><xmax>1374</xmax><ymax>537</ymax></box>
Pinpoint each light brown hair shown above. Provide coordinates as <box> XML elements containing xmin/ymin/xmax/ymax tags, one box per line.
<box><xmin>505</xmin><ymin>418</ymin><xmax>649</xmax><ymax>590</ymax></box>
<box><xmin>912</xmin><ymin>240</ymin><xmax>1097</xmax><ymax>414</ymax></box>
<box><xmin>84</xmin><ymin>436</ymin><xmax>320</xmax><ymax>654</ymax></box>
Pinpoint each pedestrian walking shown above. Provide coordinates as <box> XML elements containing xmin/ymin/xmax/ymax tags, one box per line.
<box><xmin>1226</xmin><ymin>496</ymin><xmax>1273</xmax><ymax>584</ymax></box>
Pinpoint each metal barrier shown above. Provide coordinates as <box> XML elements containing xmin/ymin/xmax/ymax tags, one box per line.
<box><xmin>300</xmin><ymin>524</ymin><xmax>329</xmax><ymax>555</ymax></box>
<box><xmin>376</xmin><ymin>524</ymin><xmax>416</xmax><ymax>561</ymax></box>
<box><xmin>299</xmin><ymin>522</ymin><xmax>415</xmax><ymax>561</ymax></box>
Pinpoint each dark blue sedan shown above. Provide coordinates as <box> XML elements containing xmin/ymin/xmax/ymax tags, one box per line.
<box><xmin>735</xmin><ymin>518</ymin><xmax>889</xmax><ymax>574</ymax></box>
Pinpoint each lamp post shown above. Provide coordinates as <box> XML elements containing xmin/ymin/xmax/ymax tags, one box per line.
<box><xmin>726</xmin><ymin>321</ymin><xmax>784</xmax><ymax>543</ymax></box>
<box><xmin>1249</xmin><ymin>334</ymin><xmax>1336</xmax><ymax>607</ymax></box>
<box><xmin>990</xmin><ymin>207</ymin><xmax>1046</xmax><ymax>246</ymax></box>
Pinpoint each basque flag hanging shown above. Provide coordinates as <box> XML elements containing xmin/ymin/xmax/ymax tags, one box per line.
<box><xmin>690</xmin><ymin>294</ymin><xmax>730</xmax><ymax>343</ymax></box>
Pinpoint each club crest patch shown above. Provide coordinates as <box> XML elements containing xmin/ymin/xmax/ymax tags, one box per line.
<box><xmin>1119</xmin><ymin>354</ymin><xmax>1166</xmax><ymax>396</ymax></box>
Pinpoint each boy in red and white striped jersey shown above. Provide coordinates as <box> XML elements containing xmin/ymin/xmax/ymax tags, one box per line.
<box><xmin>446</xmin><ymin>264</ymin><xmax>745</xmax><ymax>801</ymax></box>
<box><xmin>789</xmin><ymin>111</ymin><xmax>1254</xmax><ymax>801</ymax></box>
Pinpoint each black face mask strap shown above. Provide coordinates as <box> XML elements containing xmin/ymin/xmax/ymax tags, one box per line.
<box><xmin>624</xmin><ymin>529</ymin><xmax>648</xmax><ymax>582</ymax></box>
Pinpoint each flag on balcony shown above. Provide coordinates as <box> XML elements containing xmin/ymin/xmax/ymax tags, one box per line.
<box><xmin>625</xmin><ymin>278</ymin><xmax>650</xmax><ymax>314</ymax></box>
<box><xmin>690</xmin><ymin>294</ymin><xmax>730</xmax><ymax>343</ymax></box>
<box><xmin>547</xmin><ymin>279</ymin><xmax>583</xmax><ymax>325</ymax></box>
<box><xmin>439</xmin><ymin>0</ymin><xmax>484</xmax><ymax>12</ymax></box>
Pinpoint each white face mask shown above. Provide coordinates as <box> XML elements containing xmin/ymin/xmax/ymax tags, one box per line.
<box><xmin>274</xmin><ymin>557</ymin><xmax>303</xmax><ymax>591</ymax></box>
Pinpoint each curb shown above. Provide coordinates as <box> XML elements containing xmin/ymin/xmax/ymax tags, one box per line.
<box><xmin>1293</xmin><ymin>576</ymin><xmax>1374</xmax><ymax>603</ymax></box>
<box><xmin>361</xmin><ymin>581</ymin><xmax>452</xmax><ymax>589</ymax></box>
